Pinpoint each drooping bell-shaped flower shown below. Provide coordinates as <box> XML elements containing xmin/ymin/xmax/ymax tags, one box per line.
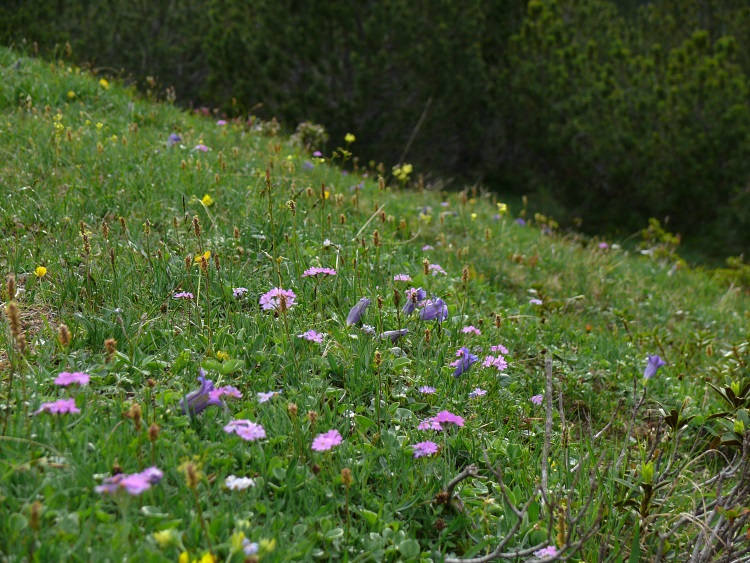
<box><xmin>643</xmin><ymin>355</ymin><xmax>666</xmax><ymax>379</ymax></box>
<box><xmin>419</xmin><ymin>298</ymin><xmax>448</xmax><ymax>321</ymax></box>
<box><xmin>347</xmin><ymin>298</ymin><xmax>371</xmax><ymax>326</ymax></box>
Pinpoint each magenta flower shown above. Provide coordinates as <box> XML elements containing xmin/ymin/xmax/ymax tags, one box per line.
<box><xmin>209</xmin><ymin>386</ymin><xmax>242</xmax><ymax>402</ymax></box>
<box><xmin>312</xmin><ymin>429</ymin><xmax>343</xmax><ymax>451</ymax></box>
<box><xmin>482</xmin><ymin>355</ymin><xmax>508</xmax><ymax>371</ymax></box>
<box><xmin>462</xmin><ymin>326</ymin><xmax>481</xmax><ymax>335</ymax></box>
<box><xmin>54</xmin><ymin>371</ymin><xmax>90</xmax><ymax>386</ymax></box>
<box><xmin>469</xmin><ymin>388</ymin><xmax>487</xmax><ymax>399</ymax></box>
<box><xmin>216</xmin><ymin>119</ymin><xmax>227</xmax><ymax>126</ymax></box>
<box><xmin>313</xmin><ymin>150</ymin><xmax>323</xmax><ymax>158</ymax></box>
<box><xmin>298</xmin><ymin>330</ymin><xmax>324</xmax><ymax>343</ymax></box>
<box><xmin>450</xmin><ymin>347</ymin><xmax>479</xmax><ymax>377</ymax></box>
<box><xmin>534</xmin><ymin>546</ymin><xmax>558</xmax><ymax>558</ymax></box>
<box><xmin>428</xmin><ymin>264</ymin><xmax>447</xmax><ymax>275</ymax></box>
<box><xmin>434</xmin><ymin>410</ymin><xmax>465</xmax><ymax>428</ymax></box>
<box><xmin>346</xmin><ymin>297</ymin><xmax>370</xmax><ymax>326</ymax></box>
<box><xmin>233</xmin><ymin>287</ymin><xmax>248</xmax><ymax>298</ymax></box>
<box><xmin>303</xmin><ymin>267</ymin><xmax>337</xmax><ymax>277</ymax></box>
<box><xmin>531</xmin><ymin>394</ymin><xmax>544</xmax><ymax>405</ymax></box>
<box><xmin>418</xmin><ymin>418</ymin><xmax>443</xmax><ymax>431</ymax></box>
<box><xmin>490</xmin><ymin>344</ymin><xmax>509</xmax><ymax>355</ymax></box>
<box><xmin>644</xmin><ymin>355</ymin><xmax>666</xmax><ymax>379</ymax></box>
<box><xmin>173</xmin><ymin>291</ymin><xmax>194</xmax><ymax>300</ymax></box>
<box><xmin>413</xmin><ymin>441</ymin><xmax>439</xmax><ymax>458</ymax></box>
<box><xmin>418</xmin><ymin>386</ymin><xmax>436</xmax><ymax>395</ymax></box>
<box><xmin>95</xmin><ymin>466</ymin><xmax>163</xmax><ymax>495</ymax></box>
<box><xmin>34</xmin><ymin>398</ymin><xmax>80</xmax><ymax>415</ymax></box>
<box><xmin>224</xmin><ymin>420</ymin><xmax>266</xmax><ymax>441</ymax></box>
<box><xmin>393</xmin><ymin>274</ymin><xmax>412</xmax><ymax>282</ymax></box>
<box><xmin>259</xmin><ymin>287</ymin><xmax>297</xmax><ymax>311</ymax></box>
<box><xmin>257</xmin><ymin>390</ymin><xmax>281</xmax><ymax>403</ymax></box>
<box><xmin>598</xmin><ymin>242</ymin><xmax>609</xmax><ymax>249</ymax></box>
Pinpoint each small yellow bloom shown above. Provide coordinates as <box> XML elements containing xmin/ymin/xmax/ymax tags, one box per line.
<box><xmin>153</xmin><ymin>529</ymin><xmax>180</xmax><ymax>549</ymax></box>
<box><xmin>194</xmin><ymin>251</ymin><xmax>211</xmax><ymax>264</ymax></box>
<box><xmin>497</xmin><ymin>203</ymin><xmax>508</xmax><ymax>216</ymax></box>
<box><xmin>230</xmin><ymin>531</ymin><xmax>246</xmax><ymax>552</ymax></box>
<box><xmin>35</xmin><ymin>266</ymin><xmax>47</xmax><ymax>278</ymax></box>
<box><xmin>201</xmin><ymin>194</ymin><xmax>214</xmax><ymax>207</ymax></box>
<box><xmin>344</xmin><ymin>133</ymin><xmax>356</xmax><ymax>143</ymax></box>
<box><xmin>216</xmin><ymin>350</ymin><xmax>229</xmax><ymax>362</ymax></box>
<box><xmin>178</xmin><ymin>552</ymin><xmax>189</xmax><ymax>563</ymax></box>
<box><xmin>67</xmin><ymin>91</ymin><xmax>76</xmax><ymax>99</ymax></box>
<box><xmin>99</xmin><ymin>78</ymin><xmax>109</xmax><ymax>90</ymax></box>
<box><xmin>198</xmin><ymin>554</ymin><xmax>215</xmax><ymax>563</ymax></box>
<box><xmin>471</xmin><ymin>213</ymin><xmax>478</xmax><ymax>221</ymax></box>
<box><xmin>259</xmin><ymin>538</ymin><xmax>277</xmax><ymax>554</ymax></box>
<box><xmin>324</xmin><ymin>190</ymin><xmax>330</xmax><ymax>200</ymax></box>
<box><xmin>96</xmin><ymin>122</ymin><xmax>103</xmax><ymax>131</ymax></box>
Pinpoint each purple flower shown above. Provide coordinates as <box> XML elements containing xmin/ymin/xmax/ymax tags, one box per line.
<box><xmin>209</xmin><ymin>386</ymin><xmax>242</xmax><ymax>402</ymax></box>
<box><xmin>34</xmin><ymin>398</ymin><xmax>80</xmax><ymax>415</ymax></box>
<box><xmin>403</xmin><ymin>287</ymin><xmax>427</xmax><ymax>315</ymax></box>
<box><xmin>482</xmin><ymin>355</ymin><xmax>508</xmax><ymax>371</ymax></box>
<box><xmin>298</xmin><ymin>330</ymin><xmax>324</xmax><ymax>343</ymax></box>
<box><xmin>393</xmin><ymin>274</ymin><xmax>412</xmax><ymax>282</ymax></box>
<box><xmin>421</xmin><ymin>245</ymin><xmax>434</xmax><ymax>251</ymax></box>
<box><xmin>173</xmin><ymin>291</ymin><xmax>194</xmax><ymax>300</ymax></box>
<box><xmin>434</xmin><ymin>410</ymin><xmax>465</xmax><ymax>427</ymax></box>
<box><xmin>96</xmin><ymin>466</ymin><xmax>163</xmax><ymax>495</ymax></box>
<box><xmin>257</xmin><ymin>390</ymin><xmax>281</xmax><ymax>403</ymax></box>
<box><xmin>428</xmin><ymin>264</ymin><xmax>447</xmax><ymax>275</ymax></box>
<box><xmin>259</xmin><ymin>287</ymin><xmax>297</xmax><ymax>311</ymax></box>
<box><xmin>347</xmin><ymin>298</ymin><xmax>370</xmax><ymax>326</ymax></box>
<box><xmin>491</xmin><ymin>344</ymin><xmax>509</xmax><ymax>354</ymax></box>
<box><xmin>302</xmin><ymin>160</ymin><xmax>315</xmax><ymax>170</ymax></box>
<box><xmin>469</xmin><ymin>388</ymin><xmax>487</xmax><ymax>399</ymax></box>
<box><xmin>462</xmin><ymin>326</ymin><xmax>481</xmax><ymax>335</ymax></box>
<box><xmin>166</xmin><ymin>133</ymin><xmax>182</xmax><ymax>147</ymax></box>
<box><xmin>531</xmin><ymin>394</ymin><xmax>544</xmax><ymax>405</ymax></box>
<box><xmin>515</xmin><ymin>218</ymin><xmax>526</xmax><ymax>226</ymax></box>
<box><xmin>313</xmin><ymin>150</ymin><xmax>323</xmax><ymax>158</ymax></box>
<box><xmin>418</xmin><ymin>385</ymin><xmax>436</xmax><ymax>395</ymax></box>
<box><xmin>233</xmin><ymin>287</ymin><xmax>248</xmax><ymax>298</ymax></box>
<box><xmin>216</xmin><ymin>119</ymin><xmax>227</xmax><ymax>126</ymax></box>
<box><xmin>361</xmin><ymin>324</ymin><xmax>376</xmax><ymax>335</ymax></box>
<box><xmin>413</xmin><ymin>441</ymin><xmax>439</xmax><ymax>458</ymax></box>
<box><xmin>418</xmin><ymin>418</ymin><xmax>443</xmax><ymax>431</ymax></box>
<box><xmin>529</xmin><ymin>298</ymin><xmax>543</xmax><ymax>306</ymax></box>
<box><xmin>380</xmin><ymin>328</ymin><xmax>408</xmax><ymax>343</ymax></box>
<box><xmin>419</xmin><ymin>298</ymin><xmax>448</xmax><ymax>321</ymax></box>
<box><xmin>598</xmin><ymin>242</ymin><xmax>609</xmax><ymax>249</ymax></box>
<box><xmin>193</xmin><ymin>144</ymin><xmax>210</xmax><ymax>152</ymax></box>
<box><xmin>224</xmin><ymin>420</ymin><xmax>266</xmax><ymax>441</ymax></box>
<box><xmin>243</xmin><ymin>539</ymin><xmax>260</xmax><ymax>556</ymax></box>
<box><xmin>54</xmin><ymin>371</ymin><xmax>90</xmax><ymax>386</ymax></box>
<box><xmin>451</xmin><ymin>347</ymin><xmax>479</xmax><ymax>377</ymax></box>
<box><xmin>644</xmin><ymin>355</ymin><xmax>666</xmax><ymax>379</ymax></box>
<box><xmin>312</xmin><ymin>429</ymin><xmax>343</xmax><ymax>451</ymax></box>
<box><xmin>180</xmin><ymin>374</ymin><xmax>221</xmax><ymax>415</ymax></box>
<box><xmin>534</xmin><ymin>546</ymin><xmax>558</xmax><ymax>558</ymax></box>
<box><xmin>303</xmin><ymin>267</ymin><xmax>337</xmax><ymax>278</ymax></box>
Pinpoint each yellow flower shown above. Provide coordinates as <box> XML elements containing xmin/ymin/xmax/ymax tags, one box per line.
<box><xmin>216</xmin><ymin>350</ymin><xmax>229</xmax><ymax>362</ymax></box>
<box><xmin>99</xmin><ymin>78</ymin><xmax>109</xmax><ymax>90</ymax></box>
<box><xmin>230</xmin><ymin>531</ymin><xmax>246</xmax><ymax>552</ymax></box>
<box><xmin>153</xmin><ymin>529</ymin><xmax>180</xmax><ymax>549</ymax></box>
<box><xmin>198</xmin><ymin>554</ymin><xmax>215</xmax><ymax>563</ymax></box>
<box><xmin>471</xmin><ymin>213</ymin><xmax>478</xmax><ymax>221</ymax></box>
<box><xmin>67</xmin><ymin>91</ymin><xmax>76</xmax><ymax>99</ymax></box>
<box><xmin>201</xmin><ymin>194</ymin><xmax>214</xmax><ymax>207</ymax></box>
<box><xmin>96</xmin><ymin>122</ymin><xmax>103</xmax><ymax>131</ymax></box>
<box><xmin>35</xmin><ymin>266</ymin><xmax>47</xmax><ymax>278</ymax></box>
<box><xmin>178</xmin><ymin>552</ymin><xmax>189</xmax><ymax>563</ymax></box>
<box><xmin>194</xmin><ymin>251</ymin><xmax>211</xmax><ymax>265</ymax></box>
<box><xmin>496</xmin><ymin>203</ymin><xmax>508</xmax><ymax>216</ymax></box>
<box><xmin>344</xmin><ymin>133</ymin><xmax>356</xmax><ymax>143</ymax></box>
<box><xmin>324</xmin><ymin>190</ymin><xmax>330</xmax><ymax>200</ymax></box>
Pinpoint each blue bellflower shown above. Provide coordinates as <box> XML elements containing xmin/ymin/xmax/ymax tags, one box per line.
<box><xmin>347</xmin><ymin>298</ymin><xmax>371</xmax><ymax>326</ymax></box>
<box><xmin>380</xmin><ymin>328</ymin><xmax>409</xmax><ymax>343</ymax></box>
<box><xmin>452</xmin><ymin>347</ymin><xmax>479</xmax><ymax>377</ymax></box>
<box><xmin>180</xmin><ymin>371</ymin><xmax>221</xmax><ymax>415</ymax></box>
<box><xmin>419</xmin><ymin>298</ymin><xmax>448</xmax><ymax>321</ymax></box>
<box><xmin>643</xmin><ymin>355</ymin><xmax>666</xmax><ymax>379</ymax></box>
<box><xmin>402</xmin><ymin>288</ymin><xmax>427</xmax><ymax>315</ymax></box>
<box><xmin>167</xmin><ymin>133</ymin><xmax>182</xmax><ymax>147</ymax></box>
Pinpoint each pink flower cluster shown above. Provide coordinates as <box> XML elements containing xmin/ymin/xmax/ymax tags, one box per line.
<box><xmin>209</xmin><ymin>386</ymin><xmax>242</xmax><ymax>402</ymax></box>
<box><xmin>393</xmin><ymin>274</ymin><xmax>412</xmax><ymax>282</ymax></box>
<box><xmin>418</xmin><ymin>410</ymin><xmax>465</xmax><ymax>431</ymax></box>
<box><xmin>428</xmin><ymin>264</ymin><xmax>447</xmax><ymax>275</ymax></box>
<box><xmin>54</xmin><ymin>371</ymin><xmax>90</xmax><ymax>386</ymax></box>
<box><xmin>482</xmin><ymin>355</ymin><xmax>507</xmax><ymax>371</ymax></box>
<box><xmin>462</xmin><ymin>326</ymin><xmax>481</xmax><ymax>335</ymax></box>
<box><xmin>96</xmin><ymin>467</ymin><xmax>163</xmax><ymax>495</ymax></box>
<box><xmin>34</xmin><ymin>398</ymin><xmax>80</xmax><ymax>415</ymax></box>
<box><xmin>303</xmin><ymin>267</ymin><xmax>337</xmax><ymax>278</ymax></box>
<box><xmin>259</xmin><ymin>287</ymin><xmax>297</xmax><ymax>311</ymax></box>
<box><xmin>224</xmin><ymin>420</ymin><xmax>266</xmax><ymax>441</ymax></box>
<box><xmin>298</xmin><ymin>330</ymin><xmax>324</xmax><ymax>343</ymax></box>
<box><xmin>312</xmin><ymin>429</ymin><xmax>343</xmax><ymax>451</ymax></box>
<box><xmin>412</xmin><ymin>441</ymin><xmax>439</xmax><ymax>458</ymax></box>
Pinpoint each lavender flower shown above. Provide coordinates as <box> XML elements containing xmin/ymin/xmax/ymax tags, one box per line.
<box><xmin>302</xmin><ymin>160</ymin><xmax>315</xmax><ymax>170</ymax></box>
<box><xmin>403</xmin><ymin>287</ymin><xmax>427</xmax><ymax>315</ymax></box>
<box><xmin>434</xmin><ymin>410</ymin><xmax>465</xmax><ymax>427</ymax></box>
<box><xmin>180</xmin><ymin>374</ymin><xmax>221</xmax><ymax>415</ymax></box>
<box><xmin>534</xmin><ymin>546</ymin><xmax>558</xmax><ymax>558</ymax></box>
<box><xmin>529</xmin><ymin>298</ymin><xmax>543</xmax><ymax>306</ymax></box>
<box><xmin>515</xmin><ymin>218</ymin><xmax>526</xmax><ymax>226</ymax></box>
<box><xmin>54</xmin><ymin>371</ymin><xmax>90</xmax><ymax>386</ymax></box>
<box><xmin>173</xmin><ymin>291</ymin><xmax>194</xmax><ymax>300</ymax></box>
<box><xmin>233</xmin><ymin>287</ymin><xmax>248</xmax><ymax>298</ymax></box>
<box><xmin>380</xmin><ymin>328</ymin><xmax>408</xmax><ymax>343</ymax></box>
<box><xmin>428</xmin><ymin>264</ymin><xmax>447</xmax><ymax>275</ymax></box>
<box><xmin>462</xmin><ymin>326</ymin><xmax>481</xmax><ymax>335</ymax></box>
<box><xmin>450</xmin><ymin>347</ymin><xmax>478</xmax><ymax>377</ymax></box>
<box><xmin>531</xmin><ymin>394</ymin><xmax>544</xmax><ymax>405</ymax></box>
<box><xmin>421</xmin><ymin>245</ymin><xmax>434</xmax><ymax>251</ymax></box>
<box><xmin>302</xmin><ymin>267</ymin><xmax>337</xmax><ymax>278</ymax></box>
<box><xmin>257</xmin><ymin>390</ymin><xmax>281</xmax><ymax>403</ymax></box>
<box><xmin>298</xmin><ymin>330</ymin><xmax>324</xmax><ymax>343</ymax></box>
<box><xmin>491</xmin><ymin>344</ymin><xmax>509</xmax><ymax>354</ymax></box>
<box><xmin>259</xmin><ymin>287</ymin><xmax>297</xmax><ymax>312</ymax></box>
<box><xmin>644</xmin><ymin>355</ymin><xmax>666</xmax><ymax>380</ymax></box>
<box><xmin>96</xmin><ymin>467</ymin><xmax>163</xmax><ymax>495</ymax></box>
<box><xmin>225</xmin><ymin>475</ymin><xmax>255</xmax><ymax>490</ymax></box>
<box><xmin>418</xmin><ymin>418</ymin><xmax>443</xmax><ymax>431</ymax></box>
<box><xmin>209</xmin><ymin>386</ymin><xmax>242</xmax><ymax>402</ymax></box>
<box><xmin>224</xmin><ymin>420</ymin><xmax>266</xmax><ymax>441</ymax></box>
<box><xmin>418</xmin><ymin>386</ymin><xmax>436</xmax><ymax>395</ymax></box>
<box><xmin>312</xmin><ymin>429</ymin><xmax>343</xmax><ymax>451</ymax></box>
<box><xmin>469</xmin><ymin>388</ymin><xmax>487</xmax><ymax>399</ymax></box>
<box><xmin>346</xmin><ymin>298</ymin><xmax>370</xmax><ymax>326</ymax></box>
<box><xmin>393</xmin><ymin>274</ymin><xmax>412</xmax><ymax>282</ymax></box>
<box><xmin>361</xmin><ymin>324</ymin><xmax>376</xmax><ymax>335</ymax></box>
<box><xmin>482</xmin><ymin>355</ymin><xmax>508</xmax><ymax>371</ymax></box>
<box><xmin>166</xmin><ymin>133</ymin><xmax>182</xmax><ymax>147</ymax></box>
<box><xmin>413</xmin><ymin>441</ymin><xmax>439</xmax><ymax>458</ymax></box>
<box><xmin>34</xmin><ymin>398</ymin><xmax>80</xmax><ymax>415</ymax></box>
<box><xmin>419</xmin><ymin>298</ymin><xmax>448</xmax><ymax>321</ymax></box>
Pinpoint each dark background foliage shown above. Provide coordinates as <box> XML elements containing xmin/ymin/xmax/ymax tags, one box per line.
<box><xmin>3</xmin><ymin>0</ymin><xmax>750</xmax><ymax>258</ymax></box>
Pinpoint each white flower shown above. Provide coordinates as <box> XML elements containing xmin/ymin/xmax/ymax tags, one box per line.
<box><xmin>225</xmin><ymin>475</ymin><xmax>255</xmax><ymax>491</ymax></box>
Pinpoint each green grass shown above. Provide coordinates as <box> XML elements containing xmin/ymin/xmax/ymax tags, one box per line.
<box><xmin>1</xmin><ymin>48</ymin><xmax>750</xmax><ymax>562</ymax></box>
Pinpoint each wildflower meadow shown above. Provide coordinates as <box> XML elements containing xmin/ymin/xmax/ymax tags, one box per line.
<box><xmin>2</xmin><ymin>48</ymin><xmax>750</xmax><ymax>562</ymax></box>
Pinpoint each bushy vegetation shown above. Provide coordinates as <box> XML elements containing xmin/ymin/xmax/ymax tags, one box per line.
<box><xmin>2</xmin><ymin>48</ymin><xmax>750</xmax><ymax>561</ymax></box>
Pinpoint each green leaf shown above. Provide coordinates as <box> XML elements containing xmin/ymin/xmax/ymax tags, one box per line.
<box><xmin>398</xmin><ymin>539</ymin><xmax>421</xmax><ymax>559</ymax></box>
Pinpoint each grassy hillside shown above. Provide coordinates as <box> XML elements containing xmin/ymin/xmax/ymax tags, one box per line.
<box><xmin>1</xmin><ymin>48</ymin><xmax>750</xmax><ymax>562</ymax></box>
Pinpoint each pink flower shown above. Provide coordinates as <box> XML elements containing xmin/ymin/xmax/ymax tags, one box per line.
<box><xmin>490</xmin><ymin>344</ymin><xmax>509</xmax><ymax>355</ymax></box>
<box><xmin>302</xmin><ymin>267</ymin><xmax>337</xmax><ymax>278</ymax></box>
<box><xmin>312</xmin><ymin>429</ymin><xmax>343</xmax><ymax>451</ymax></box>
<box><xmin>193</xmin><ymin>144</ymin><xmax>210</xmax><ymax>152</ymax></box>
<box><xmin>54</xmin><ymin>371</ymin><xmax>90</xmax><ymax>386</ymax></box>
<box><xmin>418</xmin><ymin>418</ymin><xmax>443</xmax><ymax>431</ymax></box>
<box><xmin>434</xmin><ymin>410</ymin><xmax>464</xmax><ymax>428</ymax></box>
<box><xmin>418</xmin><ymin>386</ymin><xmax>436</xmax><ymax>395</ymax></box>
<box><xmin>298</xmin><ymin>330</ymin><xmax>324</xmax><ymax>343</ymax></box>
<box><xmin>209</xmin><ymin>386</ymin><xmax>242</xmax><ymax>402</ymax></box>
<box><xmin>216</xmin><ymin>120</ymin><xmax>227</xmax><ymax>126</ymax></box>
<box><xmin>257</xmin><ymin>390</ymin><xmax>281</xmax><ymax>403</ymax></box>
<box><xmin>462</xmin><ymin>326</ymin><xmax>481</xmax><ymax>335</ymax></box>
<box><xmin>533</xmin><ymin>546</ymin><xmax>558</xmax><ymax>557</ymax></box>
<box><xmin>412</xmin><ymin>441</ymin><xmax>439</xmax><ymax>458</ymax></box>
<box><xmin>259</xmin><ymin>287</ymin><xmax>297</xmax><ymax>311</ymax></box>
<box><xmin>95</xmin><ymin>466</ymin><xmax>163</xmax><ymax>495</ymax></box>
<box><xmin>428</xmin><ymin>264</ymin><xmax>447</xmax><ymax>275</ymax></box>
<box><xmin>529</xmin><ymin>298</ymin><xmax>543</xmax><ymax>306</ymax></box>
<box><xmin>598</xmin><ymin>242</ymin><xmax>609</xmax><ymax>249</ymax></box>
<box><xmin>34</xmin><ymin>398</ymin><xmax>80</xmax><ymax>415</ymax></box>
<box><xmin>482</xmin><ymin>355</ymin><xmax>508</xmax><ymax>371</ymax></box>
<box><xmin>224</xmin><ymin>420</ymin><xmax>266</xmax><ymax>441</ymax></box>
<box><xmin>469</xmin><ymin>388</ymin><xmax>487</xmax><ymax>399</ymax></box>
<box><xmin>393</xmin><ymin>274</ymin><xmax>412</xmax><ymax>282</ymax></box>
<box><xmin>173</xmin><ymin>291</ymin><xmax>194</xmax><ymax>300</ymax></box>
<box><xmin>531</xmin><ymin>394</ymin><xmax>544</xmax><ymax>405</ymax></box>
<box><xmin>421</xmin><ymin>245</ymin><xmax>434</xmax><ymax>251</ymax></box>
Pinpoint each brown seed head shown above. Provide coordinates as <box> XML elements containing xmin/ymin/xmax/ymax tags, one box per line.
<box><xmin>393</xmin><ymin>289</ymin><xmax>401</xmax><ymax>308</ymax></box>
<box><xmin>373</xmin><ymin>230</ymin><xmax>380</xmax><ymax>248</ymax></box>
<box><xmin>377</xmin><ymin>295</ymin><xmax>383</xmax><ymax>310</ymax></box>
<box><xmin>185</xmin><ymin>254</ymin><xmax>192</xmax><ymax>271</ymax></box>
<box><xmin>307</xmin><ymin>410</ymin><xmax>318</xmax><ymax>425</ymax></box>
<box><xmin>109</xmin><ymin>247</ymin><xmax>116</xmax><ymax>267</ymax></box>
<box><xmin>30</xmin><ymin>501</ymin><xmax>42</xmax><ymax>532</ymax></box>
<box><xmin>102</xmin><ymin>221</ymin><xmax>109</xmax><ymax>239</ymax></box>
<box><xmin>339</xmin><ymin>214</ymin><xmax>346</xmax><ymax>225</ymax></box>
<box><xmin>143</xmin><ymin>219</ymin><xmax>151</xmax><ymax>236</ymax></box>
<box><xmin>213</xmin><ymin>253</ymin><xmax>220</xmax><ymax>271</ymax></box>
<box><xmin>462</xmin><ymin>264</ymin><xmax>469</xmax><ymax>284</ymax></box>
<box><xmin>374</xmin><ymin>350</ymin><xmax>382</xmax><ymax>367</ymax></box>
<box><xmin>119</xmin><ymin>216</ymin><xmax>126</xmax><ymax>231</ymax></box>
<box><xmin>6</xmin><ymin>274</ymin><xmax>16</xmax><ymax>299</ymax></box>
<box><xmin>423</xmin><ymin>259</ymin><xmax>429</xmax><ymax>276</ymax></box>
<box><xmin>192</xmin><ymin>215</ymin><xmax>201</xmax><ymax>238</ymax></box>
<box><xmin>341</xmin><ymin>468</ymin><xmax>353</xmax><ymax>487</ymax></box>
<box><xmin>149</xmin><ymin>423</ymin><xmax>160</xmax><ymax>443</ymax></box>
<box><xmin>58</xmin><ymin>324</ymin><xmax>72</xmax><ymax>348</ymax></box>
<box><xmin>287</xmin><ymin>403</ymin><xmax>298</xmax><ymax>418</ymax></box>
<box><xmin>104</xmin><ymin>338</ymin><xmax>117</xmax><ymax>362</ymax></box>
<box><xmin>234</xmin><ymin>226</ymin><xmax>240</xmax><ymax>239</ymax></box>
<box><xmin>424</xmin><ymin>328</ymin><xmax>431</xmax><ymax>343</ymax></box>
